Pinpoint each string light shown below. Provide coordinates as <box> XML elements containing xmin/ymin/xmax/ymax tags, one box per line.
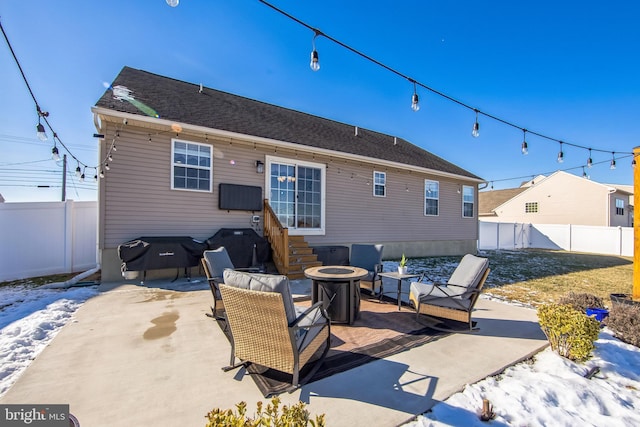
<box><xmin>51</xmin><ymin>146</ymin><xmax>60</xmax><ymax>161</ymax></box>
<box><xmin>582</xmin><ymin>167</ymin><xmax>589</xmax><ymax>179</ymax></box>
<box><xmin>472</xmin><ymin>110</ymin><xmax>480</xmax><ymax>138</ymax></box>
<box><xmin>410</xmin><ymin>81</ymin><xmax>420</xmax><ymax>112</ymax></box>
<box><xmin>256</xmin><ymin>1</ymin><xmax>633</xmax><ymax>167</ymax></box>
<box><xmin>75</xmin><ymin>163</ymin><xmax>82</xmax><ymax>178</ymax></box>
<box><xmin>557</xmin><ymin>142</ymin><xmax>564</xmax><ymax>163</ymax></box>
<box><xmin>521</xmin><ymin>129</ymin><xmax>529</xmax><ymax>155</ymax></box>
<box><xmin>310</xmin><ymin>31</ymin><xmax>321</xmax><ymax>72</ymax></box>
<box><xmin>610</xmin><ymin>152</ymin><xmax>616</xmax><ymax>170</ymax></box>
<box><xmin>166</xmin><ymin>0</ymin><xmax>179</xmax><ymax>6</ymax></box>
<box><xmin>587</xmin><ymin>148</ymin><xmax>593</xmax><ymax>168</ymax></box>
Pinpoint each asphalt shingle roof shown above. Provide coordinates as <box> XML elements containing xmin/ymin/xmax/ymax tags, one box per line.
<box><xmin>95</xmin><ymin>66</ymin><xmax>481</xmax><ymax>180</ymax></box>
<box><xmin>478</xmin><ymin>188</ymin><xmax>528</xmax><ymax>215</ymax></box>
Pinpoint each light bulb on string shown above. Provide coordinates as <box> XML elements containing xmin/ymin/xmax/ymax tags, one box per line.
<box><xmin>610</xmin><ymin>152</ymin><xmax>616</xmax><ymax>170</ymax></box>
<box><xmin>99</xmin><ymin>170</ymin><xmax>105</xmax><ymax>179</ymax></box>
<box><xmin>587</xmin><ymin>148</ymin><xmax>593</xmax><ymax>168</ymax></box>
<box><xmin>633</xmin><ymin>158</ymin><xmax>637</xmax><ymax>168</ymax></box>
<box><xmin>36</xmin><ymin>121</ymin><xmax>48</xmax><ymax>141</ymax></box>
<box><xmin>309</xmin><ymin>31</ymin><xmax>320</xmax><ymax>71</ymax></box>
<box><xmin>51</xmin><ymin>146</ymin><xmax>60</xmax><ymax>161</ymax></box>
<box><xmin>557</xmin><ymin>142</ymin><xmax>564</xmax><ymax>163</ymax></box>
<box><xmin>521</xmin><ymin>129</ymin><xmax>529</xmax><ymax>155</ymax></box>
<box><xmin>471</xmin><ymin>110</ymin><xmax>480</xmax><ymax>137</ymax></box>
<box><xmin>105</xmin><ymin>163</ymin><xmax>110</xmax><ymax>171</ymax></box>
<box><xmin>582</xmin><ymin>167</ymin><xmax>589</xmax><ymax>179</ymax></box>
<box><xmin>75</xmin><ymin>163</ymin><xmax>82</xmax><ymax>178</ymax></box>
<box><xmin>80</xmin><ymin>167</ymin><xmax>86</xmax><ymax>182</ymax></box>
<box><xmin>108</xmin><ymin>154</ymin><xmax>113</xmax><ymax>162</ymax></box>
<box><xmin>35</xmin><ymin>107</ymin><xmax>49</xmax><ymax>141</ymax></box>
<box><xmin>410</xmin><ymin>81</ymin><xmax>420</xmax><ymax>112</ymax></box>
<box><xmin>166</xmin><ymin>0</ymin><xmax>179</xmax><ymax>7</ymax></box>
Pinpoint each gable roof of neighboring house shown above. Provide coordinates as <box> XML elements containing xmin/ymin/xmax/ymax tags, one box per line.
<box><xmin>479</xmin><ymin>188</ymin><xmax>527</xmax><ymax>216</ymax></box>
<box><xmin>488</xmin><ymin>170</ymin><xmax>632</xmax><ymax>214</ymax></box>
<box><xmin>93</xmin><ymin>66</ymin><xmax>482</xmax><ymax>181</ymax></box>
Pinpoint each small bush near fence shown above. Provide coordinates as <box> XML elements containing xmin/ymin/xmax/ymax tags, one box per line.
<box><xmin>558</xmin><ymin>292</ymin><xmax>605</xmax><ymax>312</ymax></box>
<box><xmin>537</xmin><ymin>304</ymin><xmax>600</xmax><ymax>362</ymax></box>
<box><xmin>605</xmin><ymin>304</ymin><xmax>640</xmax><ymax>348</ymax></box>
<box><xmin>205</xmin><ymin>397</ymin><xmax>325</xmax><ymax>427</ymax></box>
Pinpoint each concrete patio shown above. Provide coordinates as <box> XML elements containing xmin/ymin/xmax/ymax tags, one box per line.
<box><xmin>0</xmin><ymin>276</ymin><xmax>547</xmax><ymax>426</ymax></box>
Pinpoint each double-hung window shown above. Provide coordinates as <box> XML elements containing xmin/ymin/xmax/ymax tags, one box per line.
<box><xmin>616</xmin><ymin>198</ymin><xmax>624</xmax><ymax>215</ymax></box>
<box><xmin>373</xmin><ymin>171</ymin><xmax>386</xmax><ymax>197</ymax></box>
<box><xmin>462</xmin><ymin>185</ymin><xmax>475</xmax><ymax>218</ymax></box>
<box><xmin>171</xmin><ymin>139</ymin><xmax>212</xmax><ymax>191</ymax></box>
<box><xmin>424</xmin><ymin>180</ymin><xmax>439</xmax><ymax>216</ymax></box>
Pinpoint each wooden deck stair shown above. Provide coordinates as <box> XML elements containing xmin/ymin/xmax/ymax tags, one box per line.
<box><xmin>262</xmin><ymin>199</ymin><xmax>322</xmax><ymax>280</ymax></box>
<box><xmin>285</xmin><ymin>236</ymin><xmax>322</xmax><ymax>280</ymax></box>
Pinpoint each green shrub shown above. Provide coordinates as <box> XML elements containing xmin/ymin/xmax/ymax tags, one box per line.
<box><xmin>537</xmin><ymin>304</ymin><xmax>600</xmax><ymax>362</ymax></box>
<box><xmin>205</xmin><ymin>397</ymin><xmax>325</xmax><ymax>427</ymax></box>
<box><xmin>604</xmin><ymin>303</ymin><xmax>640</xmax><ymax>348</ymax></box>
<box><xmin>558</xmin><ymin>291</ymin><xmax>605</xmax><ymax>312</ymax></box>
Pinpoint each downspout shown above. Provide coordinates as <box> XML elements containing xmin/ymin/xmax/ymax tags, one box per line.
<box><xmin>40</xmin><ymin>264</ymin><xmax>101</xmax><ymax>289</ymax></box>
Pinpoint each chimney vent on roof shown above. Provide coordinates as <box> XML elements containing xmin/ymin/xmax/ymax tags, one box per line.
<box><xmin>394</xmin><ymin>137</ymin><xmax>397</xmax><ymax>145</ymax></box>
<box><xmin>354</xmin><ymin>126</ymin><xmax>359</xmax><ymax>137</ymax></box>
<box><xmin>199</xmin><ymin>83</ymin><xmax>203</xmax><ymax>94</ymax></box>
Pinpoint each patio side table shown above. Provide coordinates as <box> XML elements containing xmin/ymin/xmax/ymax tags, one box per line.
<box><xmin>378</xmin><ymin>271</ymin><xmax>421</xmax><ymax>310</ymax></box>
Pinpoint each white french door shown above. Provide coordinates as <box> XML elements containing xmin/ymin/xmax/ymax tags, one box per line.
<box><xmin>266</xmin><ymin>156</ymin><xmax>325</xmax><ymax>235</ymax></box>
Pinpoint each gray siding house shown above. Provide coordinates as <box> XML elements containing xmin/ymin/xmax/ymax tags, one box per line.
<box><xmin>92</xmin><ymin>67</ymin><xmax>484</xmax><ymax>281</ymax></box>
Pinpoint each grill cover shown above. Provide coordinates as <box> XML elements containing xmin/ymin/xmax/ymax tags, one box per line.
<box><xmin>205</xmin><ymin>228</ymin><xmax>271</xmax><ymax>268</ymax></box>
<box><xmin>118</xmin><ymin>236</ymin><xmax>207</xmax><ymax>272</ymax></box>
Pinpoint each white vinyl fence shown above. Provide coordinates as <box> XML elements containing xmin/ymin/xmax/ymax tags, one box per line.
<box><xmin>479</xmin><ymin>221</ymin><xmax>633</xmax><ymax>257</ymax></box>
<box><xmin>0</xmin><ymin>201</ymin><xmax>98</xmax><ymax>282</ymax></box>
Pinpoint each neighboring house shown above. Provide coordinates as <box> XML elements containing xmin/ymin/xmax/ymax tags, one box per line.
<box><xmin>92</xmin><ymin>67</ymin><xmax>483</xmax><ymax>281</ymax></box>
<box><xmin>479</xmin><ymin>170</ymin><xmax>633</xmax><ymax>227</ymax></box>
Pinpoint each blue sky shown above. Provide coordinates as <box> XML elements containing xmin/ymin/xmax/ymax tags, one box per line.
<box><xmin>1</xmin><ymin>0</ymin><xmax>638</xmax><ymax>202</ymax></box>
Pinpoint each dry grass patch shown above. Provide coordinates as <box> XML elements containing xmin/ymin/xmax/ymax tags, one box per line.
<box><xmin>480</xmin><ymin>249</ymin><xmax>633</xmax><ymax>307</ymax></box>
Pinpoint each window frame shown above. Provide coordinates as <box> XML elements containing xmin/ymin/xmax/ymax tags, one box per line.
<box><xmin>170</xmin><ymin>138</ymin><xmax>212</xmax><ymax>192</ymax></box>
<box><xmin>615</xmin><ymin>198</ymin><xmax>624</xmax><ymax>216</ymax></box>
<box><xmin>462</xmin><ymin>185</ymin><xmax>475</xmax><ymax>218</ymax></box>
<box><xmin>265</xmin><ymin>155</ymin><xmax>326</xmax><ymax>236</ymax></box>
<box><xmin>424</xmin><ymin>180</ymin><xmax>439</xmax><ymax>216</ymax></box>
<box><xmin>373</xmin><ymin>171</ymin><xmax>386</xmax><ymax>197</ymax></box>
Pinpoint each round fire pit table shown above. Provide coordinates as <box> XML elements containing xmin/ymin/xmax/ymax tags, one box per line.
<box><xmin>304</xmin><ymin>266</ymin><xmax>368</xmax><ymax>325</ymax></box>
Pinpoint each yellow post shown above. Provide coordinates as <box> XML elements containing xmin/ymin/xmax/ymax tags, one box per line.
<box><xmin>634</xmin><ymin>146</ymin><xmax>640</xmax><ymax>301</ymax></box>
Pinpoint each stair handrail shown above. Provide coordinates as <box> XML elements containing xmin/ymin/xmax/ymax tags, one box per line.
<box><xmin>263</xmin><ymin>199</ymin><xmax>289</xmax><ymax>275</ymax></box>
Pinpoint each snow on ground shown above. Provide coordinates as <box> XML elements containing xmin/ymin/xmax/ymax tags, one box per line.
<box><xmin>405</xmin><ymin>330</ymin><xmax>640</xmax><ymax>427</ymax></box>
<box><xmin>1</xmin><ymin>271</ymin><xmax>639</xmax><ymax>426</ymax></box>
<box><xmin>0</xmin><ymin>284</ymin><xmax>99</xmax><ymax>396</ymax></box>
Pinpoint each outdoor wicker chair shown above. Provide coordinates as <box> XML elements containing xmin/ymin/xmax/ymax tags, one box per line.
<box><xmin>408</xmin><ymin>254</ymin><xmax>490</xmax><ymax>331</ymax></box>
<box><xmin>219</xmin><ymin>269</ymin><xmax>331</xmax><ymax>393</ymax></box>
<box><xmin>202</xmin><ymin>247</ymin><xmax>260</xmax><ymax>320</ymax></box>
<box><xmin>350</xmin><ymin>243</ymin><xmax>384</xmax><ymax>295</ymax></box>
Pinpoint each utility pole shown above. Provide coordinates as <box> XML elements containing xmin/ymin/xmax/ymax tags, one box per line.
<box><xmin>634</xmin><ymin>146</ymin><xmax>640</xmax><ymax>300</ymax></box>
<box><xmin>62</xmin><ymin>154</ymin><xmax>67</xmax><ymax>202</ymax></box>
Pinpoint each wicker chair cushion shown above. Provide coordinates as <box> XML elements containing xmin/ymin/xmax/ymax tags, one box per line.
<box><xmin>223</xmin><ymin>270</ymin><xmax>297</xmax><ymax>323</ymax></box>
<box><xmin>409</xmin><ymin>282</ymin><xmax>473</xmax><ymax>309</ymax></box>
<box><xmin>203</xmin><ymin>248</ymin><xmax>235</xmax><ymax>281</ymax></box>
<box><xmin>446</xmin><ymin>254</ymin><xmax>490</xmax><ymax>298</ymax></box>
<box><xmin>293</xmin><ymin>305</ymin><xmax>327</xmax><ymax>347</ymax></box>
<box><xmin>350</xmin><ymin>244</ymin><xmax>383</xmax><ymax>272</ymax></box>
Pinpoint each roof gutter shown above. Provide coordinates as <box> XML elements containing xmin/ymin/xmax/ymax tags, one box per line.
<box><xmin>91</xmin><ymin>107</ymin><xmax>484</xmax><ymax>184</ymax></box>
